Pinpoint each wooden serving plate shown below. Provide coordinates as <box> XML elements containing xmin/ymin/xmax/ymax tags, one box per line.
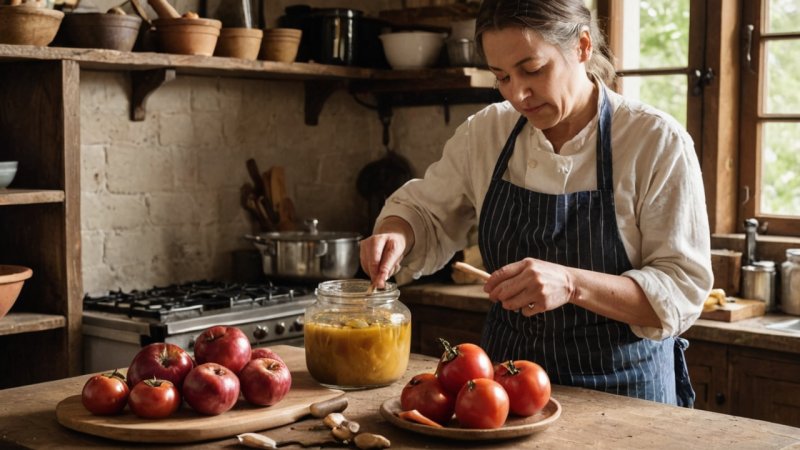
<box><xmin>56</xmin><ymin>346</ymin><xmax>343</xmax><ymax>443</ymax></box>
<box><xmin>379</xmin><ymin>397</ymin><xmax>561</xmax><ymax>440</ymax></box>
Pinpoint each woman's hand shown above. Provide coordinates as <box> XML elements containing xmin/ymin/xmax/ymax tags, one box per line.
<box><xmin>360</xmin><ymin>216</ymin><xmax>414</xmax><ymax>289</ymax></box>
<box><xmin>483</xmin><ymin>258</ymin><xmax>576</xmax><ymax>316</ymax></box>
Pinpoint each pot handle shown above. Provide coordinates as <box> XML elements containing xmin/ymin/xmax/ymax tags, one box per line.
<box><xmin>315</xmin><ymin>240</ymin><xmax>328</xmax><ymax>257</ymax></box>
<box><xmin>244</xmin><ymin>234</ymin><xmax>276</xmax><ymax>255</ymax></box>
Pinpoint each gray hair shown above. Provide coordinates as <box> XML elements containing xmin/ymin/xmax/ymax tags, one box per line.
<box><xmin>475</xmin><ymin>0</ymin><xmax>616</xmax><ymax>85</ymax></box>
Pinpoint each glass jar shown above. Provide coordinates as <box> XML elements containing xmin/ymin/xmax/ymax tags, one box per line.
<box><xmin>304</xmin><ymin>279</ymin><xmax>411</xmax><ymax>389</ymax></box>
<box><xmin>781</xmin><ymin>249</ymin><xmax>800</xmax><ymax>315</ymax></box>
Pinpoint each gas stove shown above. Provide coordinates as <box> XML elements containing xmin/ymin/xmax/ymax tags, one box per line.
<box><xmin>81</xmin><ymin>281</ymin><xmax>315</xmax><ymax>373</ymax></box>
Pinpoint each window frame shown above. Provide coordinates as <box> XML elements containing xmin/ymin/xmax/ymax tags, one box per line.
<box><xmin>599</xmin><ymin>0</ymin><xmax>800</xmax><ymax>238</ymax></box>
<box><xmin>739</xmin><ymin>0</ymin><xmax>800</xmax><ymax>236</ymax></box>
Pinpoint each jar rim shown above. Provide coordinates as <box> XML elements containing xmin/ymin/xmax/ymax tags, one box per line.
<box><xmin>316</xmin><ymin>279</ymin><xmax>399</xmax><ymax>300</ymax></box>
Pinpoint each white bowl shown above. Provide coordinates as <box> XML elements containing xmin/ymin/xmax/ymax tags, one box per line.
<box><xmin>0</xmin><ymin>161</ymin><xmax>18</xmax><ymax>189</ymax></box>
<box><xmin>379</xmin><ymin>31</ymin><xmax>446</xmax><ymax>70</ymax></box>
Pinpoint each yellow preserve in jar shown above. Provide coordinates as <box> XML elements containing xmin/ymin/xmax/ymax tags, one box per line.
<box><xmin>305</xmin><ymin>280</ymin><xmax>411</xmax><ymax>389</ymax></box>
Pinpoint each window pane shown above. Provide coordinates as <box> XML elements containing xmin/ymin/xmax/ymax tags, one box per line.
<box><xmin>618</xmin><ymin>75</ymin><xmax>687</xmax><ymax>126</ymax></box>
<box><xmin>761</xmin><ymin>122</ymin><xmax>800</xmax><ymax>216</ymax></box>
<box><xmin>620</xmin><ymin>0</ymin><xmax>690</xmax><ymax>70</ymax></box>
<box><xmin>768</xmin><ymin>0</ymin><xmax>800</xmax><ymax>33</ymax></box>
<box><xmin>765</xmin><ymin>40</ymin><xmax>800</xmax><ymax>114</ymax></box>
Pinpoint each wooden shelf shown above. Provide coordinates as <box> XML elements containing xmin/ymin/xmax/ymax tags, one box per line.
<box><xmin>0</xmin><ymin>45</ymin><xmax>498</xmax><ymax>124</ymax></box>
<box><xmin>0</xmin><ymin>189</ymin><xmax>65</xmax><ymax>206</ymax></box>
<box><xmin>0</xmin><ymin>312</ymin><xmax>66</xmax><ymax>337</ymax></box>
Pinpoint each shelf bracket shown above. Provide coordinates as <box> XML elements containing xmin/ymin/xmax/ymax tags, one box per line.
<box><xmin>130</xmin><ymin>68</ymin><xmax>177</xmax><ymax>122</ymax></box>
<box><xmin>304</xmin><ymin>80</ymin><xmax>342</xmax><ymax>126</ymax></box>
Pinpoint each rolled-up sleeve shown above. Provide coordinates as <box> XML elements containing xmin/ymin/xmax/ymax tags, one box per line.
<box><xmin>376</xmin><ymin>122</ymin><xmax>479</xmax><ymax>279</ymax></box>
<box><xmin>624</xmin><ymin>127</ymin><xmax>713</xmax><ymax>340</ymax></box>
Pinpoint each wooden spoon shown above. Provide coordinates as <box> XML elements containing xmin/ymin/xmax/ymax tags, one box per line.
<box><xmin>452</xmin><ymin>261</ymin><xmax>490</xmax><ymax>282</ymax></box>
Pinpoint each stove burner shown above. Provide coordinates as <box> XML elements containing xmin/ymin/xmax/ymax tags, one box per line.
<box><xmin>83</xmin><ymin>281</ymin><xmax>313</xmax><ymax>322</ymax></box>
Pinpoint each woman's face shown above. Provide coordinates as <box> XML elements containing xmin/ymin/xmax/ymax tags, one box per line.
<box><xmin>482</xmin><ymin>26</ymin><xmax>591</xmax><ymax>131</ymax></box>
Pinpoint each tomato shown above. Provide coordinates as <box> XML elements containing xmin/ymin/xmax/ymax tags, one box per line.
<box><xmin>400</xmin><ymin>373</ymin><xmax>456</xmax><ymax>425</ymax></box>
<box><xmin>494</xmin><ymin>360</ymin><xmax>551</xmax><ymax>417</ymax></box>
<box><xmin>81</xmin><ymin>369</ymin><xmax>129</xmax><ymax>415</ymax></box>
<box><xmin>454</xmin><ymin>378</ymin><xmax>509</xmax><ymax>429</ymax></box>
<box><xmin>434</xmin><ymin>339</ymin><xmax>494</xmax><ymax>395</ymax></box>
<box><xmin>128</xmin><ymin>378</ymin><xmax>182</xmax><ymax>419</ymax></box>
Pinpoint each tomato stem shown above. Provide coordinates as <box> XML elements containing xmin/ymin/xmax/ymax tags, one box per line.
<box><xmin>504</xmin><ymin>360</ymin><xmax>520</xmax><ymax>376</ymax></box>
<box><xmin>438</xmin><ymin>338</ymin><xmax>459</xmax><ymax>362</ymax></box>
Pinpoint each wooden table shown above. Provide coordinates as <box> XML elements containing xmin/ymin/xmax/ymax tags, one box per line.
<box><xmin>1</xmin><ymin>348</ymin><xmax>799</xmax><ymax>449</ymax></box>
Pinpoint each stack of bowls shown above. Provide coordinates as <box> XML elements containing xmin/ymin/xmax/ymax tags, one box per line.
<box><xmin>379</xmin><ymin>31</ymin><xmax>446</xmax><ymax>70</ymax></box>
<box><xmin>0</xmin><ymin>162</ymin><xmax>18</xmax><ymax>189</ymax></box>
<box><xmin>215</xmin><ymin>28</ymin><xmax>263</xmax><ymax>60</ymax></box>
<box><xmin>0</xmin><ymin>4</ymin><xmax>64</xmax><ymax>46</ymax></box>
<box><xmin>259</xmin><ymin>28</ymin><xmax>302</xmax><ymax>63</ymax></box>
<box><xmin>153</xmin><ymin>17</ymin><xmax>222</xmax><ymax>56</ymax></box>
<box><xmin>61</xmin><ymin>12</ymin><xmax>142</xmax><ymax>51</ymax></box>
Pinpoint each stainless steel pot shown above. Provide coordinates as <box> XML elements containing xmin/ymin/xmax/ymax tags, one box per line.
<box><xmin>245</xmin><ymin>219</ymin><xmax>361</xmax><ymax>281</ymax></box>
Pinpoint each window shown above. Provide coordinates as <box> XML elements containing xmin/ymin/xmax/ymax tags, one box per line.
<box><xmin>600</xmin><ymin>0</ymin><xmax>800</xmax><ymax>237</ymax></box>
<box><xmin>740</xmin><ymin>0</ymin><xmax>800</xmax><ymax>235</ymax></box>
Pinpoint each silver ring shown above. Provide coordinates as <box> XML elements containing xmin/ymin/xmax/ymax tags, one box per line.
<box><xmin>527</xmin><ymin>302</ymin><xmax>535</xmax><ymax>310</ymax></box>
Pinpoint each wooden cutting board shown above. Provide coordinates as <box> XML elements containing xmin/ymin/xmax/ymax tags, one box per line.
<box><xmin>700</xmin><ymin>298</ymin><xmax>766</xmax><ymax>322</ymax></box>
<box><xmin>56</xmin><ymin>345</ymin><xmax>344</xmax><ymax>444</ymax></box>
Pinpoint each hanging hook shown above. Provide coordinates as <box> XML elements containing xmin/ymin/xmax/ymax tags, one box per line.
<box><xmin>378</xmin><ymin>101</ymin><xmax>393</xmax><ymax>150</ymax></box>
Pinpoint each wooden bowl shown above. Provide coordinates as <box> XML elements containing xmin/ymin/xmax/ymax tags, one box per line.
<box><xmin>153</xmin><ymin>17</ymin><xmax>222</xmax><ymax>56</ymax></box>
<box><xmin>61</xmin><ymin>13</ymin><xmax>142</xmax><ymax>51</ymax></box>
<box><xmin>214</xmin><ymin>27</ymin><xmax>262</xmax><ymax>60</ymax></box>
<box><xmin>0</xmin><ymin>5</ymin><xmax>64</xmax><ymax>46</ymax></box>
<box><xmin>259</xmin><ymin>28</ymin><xmax>302</xmax><ymax>63</ymax></box>
<box><xmin>0</xmin><ymin>265</ymin><xmax>33</xmax><ymax>319</ymax></box>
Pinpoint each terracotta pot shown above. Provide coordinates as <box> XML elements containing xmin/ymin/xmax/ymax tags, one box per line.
<box><xmin>259</xmin><ymin>28</ymin><xmax>302</xmax><ymax>63</ymax></box>
<box><xmin>62</xmin><ymin>13</ymin><xmax>142</xmax><ymax>51</ymax></box>
<box><xmin>153</xmin><ymin>17</ymin><xmax>222</xmax><ymax>56</ymax></box>
<box><xmin>0</xmin><ymin>265</ymin><xmax>32</xmax><ymax>319</ymax></box>
<box><xmin>214</xmin><ymin>27</ymin><xmax>262</xmax><ymax>60</ymax></box>
<box><xmin>0</xmin><ymin>5</ymin><xmax>64</xmax><ymax>46</ymax></box>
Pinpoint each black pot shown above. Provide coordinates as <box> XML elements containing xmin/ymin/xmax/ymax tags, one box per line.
<box><xmin>311</xmin><ymin>8</ymin><xmax>362</xmax><ymax>66</ymax></box>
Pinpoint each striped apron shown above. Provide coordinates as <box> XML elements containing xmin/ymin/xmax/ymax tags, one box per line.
<box><xmin>478</xmin><ymin>89</ymin><xmax>693</xmax><ymax>406</ymax></box>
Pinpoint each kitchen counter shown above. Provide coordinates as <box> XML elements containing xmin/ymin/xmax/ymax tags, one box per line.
<box><xmin>1</xmin><ymin>347</ymin><xmax>799</xmax><ymax>449</ymax></box>
<box><xmin>400</xmin><ymin>283</ymin><xmax>800</xmax><ymax>354</ymax></box>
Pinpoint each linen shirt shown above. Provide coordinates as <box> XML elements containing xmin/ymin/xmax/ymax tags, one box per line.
<box><xmin>376</xmin><ymin>85</ymin><xmax>713</xmax><ymax>340</ymax></box>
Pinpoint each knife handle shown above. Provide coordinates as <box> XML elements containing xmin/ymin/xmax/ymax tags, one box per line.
<box><xmin>309</xmin><ymin>395</ymin><xmax>348</xmax><ymax>418</ymax></box>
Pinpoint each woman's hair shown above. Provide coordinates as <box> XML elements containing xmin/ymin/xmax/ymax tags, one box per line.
<box><xmin>475</xmin><ymin>0</ymin><xmax>616</xmax><ymax>85</ymax></box>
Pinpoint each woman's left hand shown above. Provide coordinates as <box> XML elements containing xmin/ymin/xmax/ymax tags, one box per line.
<box><xmin>483</xmin><ymin>258</ymin><xmax>576</xmax><ymax>316</ymax></box>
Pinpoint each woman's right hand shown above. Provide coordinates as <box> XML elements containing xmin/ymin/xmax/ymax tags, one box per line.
<box><xmin>360</xmin><ymin>216</ymin><xmax>414</xmax><ymax>288</ymax></box>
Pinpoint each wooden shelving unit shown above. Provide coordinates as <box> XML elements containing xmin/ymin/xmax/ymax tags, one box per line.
<box><xmin>0</xmin><ymin>44</ymin><xmax>498</xmax><ymax>389</ymax></box>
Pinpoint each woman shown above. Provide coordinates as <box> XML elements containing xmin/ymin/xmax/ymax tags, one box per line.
<box><xmin>360</xmin><ymin>0</ymin><xmax>712</xmax><ymax>406</ymax></box>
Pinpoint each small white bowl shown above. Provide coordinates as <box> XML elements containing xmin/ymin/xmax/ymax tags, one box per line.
<box><xmin>0</xmin><ymin>161</ymin><xmax>18</xmax><ymax>189</ymax></box>
<box><xmin>379</xmin><ymin>31</ymin><xmax>446</xmax><ymax>70</ymax></box>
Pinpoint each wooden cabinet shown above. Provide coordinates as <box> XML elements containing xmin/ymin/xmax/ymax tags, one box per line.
<box><xmin>686</xmin><ymin>339</ymin><xmax>800</xmax><ymax>427</ymax></box>
<box><xmin>0</xmin><ymin>60</ymin><xmax>82</xmax><ymax>388</ymax></box>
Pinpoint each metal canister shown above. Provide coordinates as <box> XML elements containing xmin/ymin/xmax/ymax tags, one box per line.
<box><xmin>781</xmin><ymin>249</ymin><xmax>800</xmax><ymax>315</ymax></box>
<box><xmin>741</xmin><ymin>261</ymin><xmax>776</xmax><ymax>311</ymax></box>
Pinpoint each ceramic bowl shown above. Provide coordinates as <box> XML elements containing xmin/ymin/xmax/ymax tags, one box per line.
<box><xmin>153</xmin><ymin>17</ymin><xmax>222</xmax><ymax>56</ymax></box>
<box><xmin>61</xmin><ymin>12</ymin><xmax>142</xmax><ymax>51</ymax></box>
<box><xmin>379</xmin><ymin>31</ymin><xmax>446</xmax><ymax>70</ymax></box>
<box><xmin>259</xmin><ymin>28</ymin><xmax>302</xmax><ymax>63</ymax></box>
<box><xmin>0</xmin><ymin>5</ymin><xmax>64</xmax><ymax>46</ymax></box>
<box><xmin>0</xmin><ymin>265</ymin><xmax>33</xmax><ymax>319</ymax></box>
<box><xmin>214</xmin><ymin>27</ymin><xmax>263</xmax><ymax>60</ymax></box>
<box><xmin>0</xmin><ymin>161</ymin><xmax>18</xmax><ymax>189</ymax></box>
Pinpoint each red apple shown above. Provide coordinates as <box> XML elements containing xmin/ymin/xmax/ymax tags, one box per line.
<box><xmin>250</xmin><ymin>347</ymin><xmax>284</xmax><ymax>364</ymax></box>
<box><xmin>194</xmin><ymin>326</ymin><xmax>252</xmax><ymax>373</ymax></box>
<box><xmin>239</xmin><ymin>358</ymin><xmax>292</xmax><ymax>406</ymax></box>
<box><xmin>127</xmin><ymin>343</ymin><xmax>194</xmax><ymax>390</ymax></box>
<box><xmin>182</xmin><ymin>362</ymin><xmax>240</xmax><ymax>415</ymax></box>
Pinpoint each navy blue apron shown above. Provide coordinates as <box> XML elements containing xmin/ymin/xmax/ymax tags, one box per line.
<box><xmin>478</xmin><ymin>88</ymin><xmax>694</xmax><ymax>407</ymax></box>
